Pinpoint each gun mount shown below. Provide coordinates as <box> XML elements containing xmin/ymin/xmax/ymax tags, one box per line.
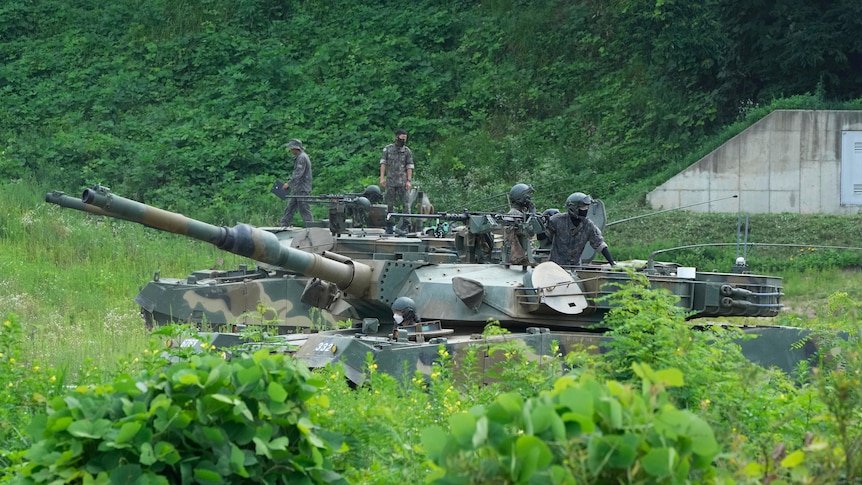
<box><xmin>281</xmin><ymin>189</ymin><xmax>375</xmax><ymax>236</ymax></box>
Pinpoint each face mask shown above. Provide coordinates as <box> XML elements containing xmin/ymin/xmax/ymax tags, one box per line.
<box><xmin>578</xmin><ymin>208</ymin><xmax>589</xmax><ymax>218</ymax></box>
<box><xmin>393</xmin><ymin>313</ymin><xmax>404</xmax><ymax>324</ymax></box>
<box><xmin>395</xmin><ymin>138</ymin><xmax>405</xmax><ymax>147</ymax></box>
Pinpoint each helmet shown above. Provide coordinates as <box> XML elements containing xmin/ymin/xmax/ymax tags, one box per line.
<box><xmin>565</xmin><ymin>192</ymin><xmax>592</xmax><ymax>209</ymax></box>
<box><xmin>392</xmin><ymin>296</ymin><xmax>416</xmax><ymax>312</ymax></box>
<box><xmin>542</xmin><ymin>208</ymin><xmax>560</xmax><ymax>218</ymax></box>
<box><xmin>353</xmin><ymin>196</ymin><xmax>371</xmax><ymax>212</ymax></box>
<box><xmin>508</xmin><ymin>183</ymin><xmax>534</xmax><ymax>205</ymax></box>
<box><xmin>362</xmin><ymin>184</ymin><xmax>383</xmax><ymax>203</ymax></box>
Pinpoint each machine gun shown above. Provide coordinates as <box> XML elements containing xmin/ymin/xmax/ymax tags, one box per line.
<box><xmin>387</xmin><ymin>210</ymin><xmax>545</xmax><ymax>236</ymax></box>
<box><xmin>277</xmin><ymin>185</ymin><xmax>383</xmax><ymax>235</ymax></box>
<box><xmin>389</xmin><ymin>210</ymin><xmax>548</xmax><ymax>265</ymax></box>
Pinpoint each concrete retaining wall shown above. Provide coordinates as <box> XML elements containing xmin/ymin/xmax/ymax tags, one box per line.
<box><xmin>647</xmin><ymin>110</ymin><xmax>862</xmax><ymax>214</ymax></box>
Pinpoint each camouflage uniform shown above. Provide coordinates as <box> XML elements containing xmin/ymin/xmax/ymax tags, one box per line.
<box><xmin>281</xmin><ymin>149</ymin><xmax>313</xmax><ymax>226</ymax></box>
<box><xmin>380</xmin><ymin>143</ymin><xmax>414</xmax><ymax>213</ymax></box>
<box><xmin>503</xmin><ymin>203</ymin><xmax>537</xmax><ymax>266</ymax></box>
<box><xmin>545</xmin><ymin>212</ymin><xmax>608</xmax><ymax>266</ymax></box>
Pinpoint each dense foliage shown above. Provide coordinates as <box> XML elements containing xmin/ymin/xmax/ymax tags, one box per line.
<box><xmin>2</xmin><ymin>0</ymin><xmax>862</xmax><ymax>224</ymax></box>
<box><xmin>7</xmin><ymin>342</ymin><xmax>346</xmax><ymax>484</ymax></box>
<box><xmin>2</xmin><ymin>280</ymin><xmax>862</xmax><ymax>483</ymax></box>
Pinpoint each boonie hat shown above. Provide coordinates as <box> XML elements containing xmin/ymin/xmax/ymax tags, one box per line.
<box><xmin>283</xmin><ymin>139</ymin><xmax>303</xmax><ymax>150</ymax></box>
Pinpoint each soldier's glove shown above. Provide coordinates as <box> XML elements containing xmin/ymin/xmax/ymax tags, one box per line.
<box><xmin>601</xmin><ymin>247</ymin><xmax>616</xmax><ymax>267</ymax></box>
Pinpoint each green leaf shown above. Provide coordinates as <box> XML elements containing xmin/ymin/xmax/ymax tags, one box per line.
<box><xmin>781</xmin><ymin>450</ymin><xmax>805</xmax><ymax>468</ymax></box>
<box><xmin>528</xmin><ymin>403</ymin><xmax>555</xmax><ymax>436</ymax></box>
<box><xmin>587</xmin><ymin>434</ymin><xmax>638</xmax><ymax>472</ymax></box>
<box><xmin>654</xmin><ymin>368</ymin><xmax>684</xmax><ymax>387</ymax></box>
<box><xmin>514</xmin><ymin>435</ymin><xmax>552</xmax><ymax>482</ymax></box>
<box><xmin>139</xmin><ymin>442</ymin><xmax>156</xmax><ymax>466</ymax></box>
<box><xmin>269</xmin><ymin>436</ymin><xmax>290</xmax><ymax>451</ymax></box>
<box><xmin>48</xmin><ymin>416</ymin><xmax>74</xmax><ymax>432</ymax></box>
<box><xmin>109</xmin><ymin>464</ymin><xmax>143</xmax><ymax>484</ymax></box>
<box><xmin>473</xmin><ymin>416</ymin><xmax>489</xmax><ymax>448</ymax></box>
<box><xmin>154</xmin><ymin>441</ymin><xmax>181</xmax><ymax>465</ymax></box>
<box><xmin>230</xmin><ymin>444</ymin><xmax>250</xmax><ymax>478</ymax></box>
<box><xmin>686</xmin><ymin>415</ymin><xmax>719</xmax><ymax>458</ymax></box>
<box><xmin>174</xmin><ymin>369</ymin><xmax>202</xmax><ymax>387</ymax></box>
<box><xmin>205</xmin><ymin>367</ymin><xmax>225</xmax><ymax>388</ymax></box>
<box><xmin>267</xmin><ymin>382</ymin><xmax>288</xmax><ymax>403</ymax></box>
<box><xmin>211</xmin><ymin>393</ymin><xmax>238</xmax><ymax>405</ymax></box>
<box><xmin>233</xmin><ymin>400</ymin><xmax>254</xmax><ymax>422</ymax></box>
<box><xmin>421</xmin><ymin>426</ymin><xmax>449</xmax><ymax>461</ymax></box>
<box><xmin>202</xmin><ymin>426</ymin><xmax>226</xmax><ymax>443</ymax></box>
<box><xmin>597</xmin><ymin>398</ymin><xmax>624</xmax><ymax>429</ymax></box>
<box><xmin>114</xmin><ymin>421</ymin><xmax>142</xmax><ymax>444</ymax></box>
<box><xmin>237</xmin><ymin>364</ymin><xmax>263</xmax><ymax>387</ymax></box>
<box><xmin>193</xmin><ymin>464</ymin><xmax>223</xmax><ymax>483</ymax></box>
<box><xmin>556</xmin><ymin>387</ymin><xmax>594</xmax><ymax>417</ymax></box>
<box><xmin>449</xmin><ymin>413</ymin><xmax>477</xmax><ymax>449</ymax></box>
<box><xmin>548</xmin><ymin>464</ymin><xmax>576</xmax><ymax>485</ymax></box>
<box><xmin>68</xmin><ymin>419</ymin><xmax>112</xmax><ymax>439</ymax></box>
<box><xmin>253</xmin><ymin>437</ymin><xmax>272</xmax><ymax>459</ymax></box>
<box><xmin>486</xmin><ymin>392</ymin><xmax>523</xmax><ymax>423</ymax></box>
<box><xmin>642</xmin><ymin>447</ymin><xmax>676</xmax><ymax>478</ymax></box>
<box><xmin>266</xmin><ymin>400</ymin><xmax>292</xmax><ymax>416</ymax></box>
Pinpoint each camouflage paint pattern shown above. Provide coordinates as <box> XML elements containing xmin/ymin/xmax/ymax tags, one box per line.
<box><xmin>135</xmin><ymin>268</ymin><xmax>344</xmax><ymax>331</ymax></box>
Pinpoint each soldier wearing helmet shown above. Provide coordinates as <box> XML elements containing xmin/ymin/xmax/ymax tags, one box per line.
<box><xmin>391</xmin><ymin>296</ymin><xmax>420</xmax><ymax>326</ymax></box>
<box><xmin>545</xmin><ymin>192</ymin><xmax>616</xmax><ymax>266</ymax></box>
<box><xmin>503</xmin><ymin>183</ymin><xmax>539</xmax><ymax>266</ymax></box>
<box><xmin>361</xmin><ymin>184</ymin><xmax>384</xmax><ymax>204</ymax></box>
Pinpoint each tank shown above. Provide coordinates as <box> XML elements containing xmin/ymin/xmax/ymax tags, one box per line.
<box><xmin>46</xmin><ymin>189</ymin><xmax>455</xmax><ymax>332</ymax></box>
<box><xmin>48</xmin><ymin>186</ymin><xmax>809</xmax><ymax>384</ymax></box>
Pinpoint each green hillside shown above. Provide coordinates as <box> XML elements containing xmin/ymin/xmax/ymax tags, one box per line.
<box><xmin>3</xmin><ymin>0</ymin><xmax>862</xmax><ymax>224</ymax></box>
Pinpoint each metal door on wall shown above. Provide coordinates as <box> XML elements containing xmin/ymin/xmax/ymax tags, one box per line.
<box><xmin>841</xmin><ymin>131</ymin><xmax>862</xmax><ymax>205</ymax></box>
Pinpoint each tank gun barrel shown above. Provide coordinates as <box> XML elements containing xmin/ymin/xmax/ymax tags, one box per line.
<box><xmin>45</xmin><ymin>190</ymin><xmax>128</xmax><ymax>219</ymax></box>
<box><xmin>79</xmin><ymin>185</ymin><xmax>372</xmax><ymax>295</ymax></box>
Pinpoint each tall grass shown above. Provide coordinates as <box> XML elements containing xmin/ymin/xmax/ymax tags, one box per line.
<box><xmin>0</xmin><ymin>181</ymin><xmax>246</xmax><ymax>379</ymax></box>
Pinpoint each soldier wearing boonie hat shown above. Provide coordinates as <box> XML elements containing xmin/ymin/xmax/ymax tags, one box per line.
<box><xmin>279</xmin><ymin>139</ymin><xmax>314</xmax><ymax>226</ymax></box>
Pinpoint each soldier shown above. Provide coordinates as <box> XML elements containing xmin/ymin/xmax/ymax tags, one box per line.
<box><xmin>545</xmin><ymin>192</ymin><xmax>616</xmax><ymax>267</ymax></box>
<box><xmin>280</xmin><ymin>139</ymin><xmax>314</xmax><ymax>227</ymax></box>
<box><xmin>379</xmin><ymin>128</ymin><xmax>414</xmax><ymax>233</ymax></box>
<box><xmin>392</xmin><ymin>296</ymin><xmax>420</xmax><ymax>326</ymax></box>
<box><xmin>391</xmin><ymin>296</ymin><xmax>420</xmax><ymax>340</ymax></box>
<box><xmin>503</xmin><ymin>183</ymin><xmax>539</xmax><ymax>266</ymax></box>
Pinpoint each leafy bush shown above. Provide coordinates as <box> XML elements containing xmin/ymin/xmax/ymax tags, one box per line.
<box><xmin>422</xmin><ymin>364</ymin><xmax>722</xmax><ymax>484</ymax></box>
<box><xmin>8</xmin><ymin>349</ymin><xmax>346</xmax><ymax>484</ymax></box>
